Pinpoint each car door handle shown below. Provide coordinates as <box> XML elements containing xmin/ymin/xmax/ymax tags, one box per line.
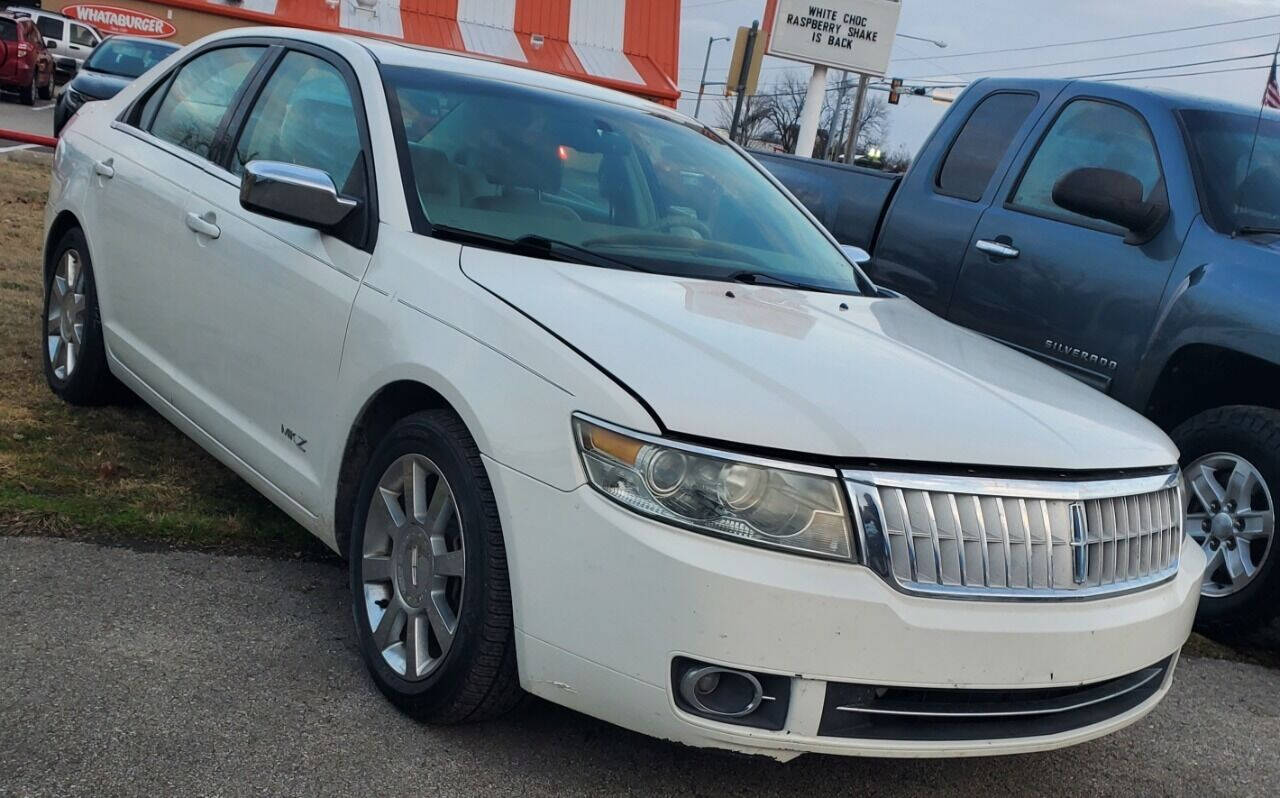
<box><xmin>975</xmin><ymin>239</ymin><xmax>1020</xmax><ymax>259</ymax></box>
<box><xmin>185</xmin><ymin>211</ymin><xmax>221</xmax><ymax>239</ymax></box>
<box><xmin>93</xmin><ymin>159</ymin><xmax>114</xmax><ymax>179</ymax></box>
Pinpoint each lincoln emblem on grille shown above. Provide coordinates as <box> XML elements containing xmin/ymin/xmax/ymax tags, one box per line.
<box><xmin>1068</xmin><ymin>502</ymin><xmax>1089</xmax><ymax>585</ymax></box>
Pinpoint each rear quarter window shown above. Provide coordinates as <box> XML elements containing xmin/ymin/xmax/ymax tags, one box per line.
<box><xmin>936</xmin><ymin>92</ymin><xmax>1038</xmax><ymax>201</ymax></box>
<box><xmin>0</xmin><ymin>19</ymin><xmax>18</xmax><ymax>41</ymax></box>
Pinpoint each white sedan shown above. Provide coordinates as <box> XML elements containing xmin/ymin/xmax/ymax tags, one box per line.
<box><xmin>42</xmin><ymin>27</ymin><xmax>1204</xmax><ymax>760</ymax></box>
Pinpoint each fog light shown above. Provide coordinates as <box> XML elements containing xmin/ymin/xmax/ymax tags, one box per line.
<box><xmin>671</xmin><ymin>657</ymin><xmax>791</xmax><ymax>731</ymax></box>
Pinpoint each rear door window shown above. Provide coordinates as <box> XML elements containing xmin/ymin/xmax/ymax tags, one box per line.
<box><xmin>936</xmin><ymin>92</ymin><xmax>1038</xmax><ymax>201</ymax></box>
<box><xmin>147</xmin><ymin>46</ymin><xmax>265</xmax><ymax>161</ymax></box>
<box><xmin>0</xmin><ymin>19</ymin><xmax>15</xmax><ymax>42</ymax></box>
<box><xmin>35</xmin><ymin>15</ymin><xmax>63</xmax><ymax>42</ymax></box>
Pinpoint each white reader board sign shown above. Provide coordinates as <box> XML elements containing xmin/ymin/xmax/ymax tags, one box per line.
<box><xmin>764</xmin><ymin>0</ymin><xmax>903</xmax><ymax>77</ymax></box>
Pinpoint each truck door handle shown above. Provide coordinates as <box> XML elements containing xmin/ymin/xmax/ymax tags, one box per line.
<box><xmin>976</xmin><ymin>239</ymin><xmax>1020</xmax><ymax>259</ymax></box>
<box><xmin>185</xmin><ymin>211</ymin><xmax>221</xmax><ymax>239</ymax></box>
<box><xmin>93</xmin><ymin>159</ymin><xmax>114</xmax><ymax>179</ymax></box>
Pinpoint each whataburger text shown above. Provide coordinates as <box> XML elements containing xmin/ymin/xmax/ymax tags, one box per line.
<box><xmin>69</xmin><ymin>6</ymin><xmax>173</xmax><ymax>37</ymax></box>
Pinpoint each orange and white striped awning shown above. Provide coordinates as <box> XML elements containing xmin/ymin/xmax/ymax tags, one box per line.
<box><xmin>162</xmin><ymin>0</ymin><xmax>682</xmax><ymax>104</ymax></box>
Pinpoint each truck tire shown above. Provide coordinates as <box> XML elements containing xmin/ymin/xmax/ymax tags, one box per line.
<box><xmin>1173</xmin><ymin>406</ymin><xmax>1280</xmax><ymax>638</ymax></box>
<box><xmin>348</xmin><ymin>409</ymin><xmax>524</xmax><ymax>723</ymax></box>
<box><xmin>42</xmin><ymin>227</ymin><xmax>120</xmax><ymax>406</ymax></box>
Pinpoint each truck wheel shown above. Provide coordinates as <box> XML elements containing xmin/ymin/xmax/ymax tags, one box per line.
<box><xmin>1174</xmin><ymin>406</ymin><xmax>1280</xmax><ymax>638</ymax></box>
<box><xmin>348</xmin><ymin>409</ymin><xmax>523</xmax><ymax>723</ymax></box>
<box><xmin>42</xmin><ymin>228</ymin><xmax>119</xmax><ymax>406</ymax></box>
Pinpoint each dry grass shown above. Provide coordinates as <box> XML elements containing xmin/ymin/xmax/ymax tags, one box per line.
<box><xmin>0</xmin><ymin>158</ymin><xmax>328</xmax><ymax>558</ymax></box>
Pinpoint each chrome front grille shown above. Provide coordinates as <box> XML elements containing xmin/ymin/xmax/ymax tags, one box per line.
<box><xmin>843</xmin><ymin>470</ymin><xmax>1184</xmax><ymax>599</ymax></box>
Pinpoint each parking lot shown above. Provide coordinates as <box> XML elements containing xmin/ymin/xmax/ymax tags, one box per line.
<box><xmin>2</xmin><ymin>535</ymin><xmax>1279</xmax><ymax>798</ymax></box>
<box><xmin>0</xmin><ymin>95</ymin><xmax>57</xmax><ymax>156</ymax></box>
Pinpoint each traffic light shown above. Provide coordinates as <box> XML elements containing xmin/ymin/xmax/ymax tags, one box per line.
<box><xmin>888</xmin><ymin>77</ymin><xmax>903</xmax><ymax>105</ymax></box>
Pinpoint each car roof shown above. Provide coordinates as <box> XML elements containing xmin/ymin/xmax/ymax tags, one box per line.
<box><xmin>971</xmin><ymin>76</ymin><xmax>1263</xmax><ymax>116</ymax></box>
<box><xmin>207</xmin><ymin>26</ymin><xmax>681</xmax><ymax>119</ymax></box>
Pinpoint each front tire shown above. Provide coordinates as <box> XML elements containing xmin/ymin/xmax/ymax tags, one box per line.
<box><xmin>42</xmin><ymin>228</ymin><xmax>118</xmax><ymax>406</ymax></box>
<box><xmin>1174</xmin><ymin>406</ymin><xmax>1280</xmax><ymax>638</ymax></box>
<box><xmin>349</xmin><ymin>409</ymin><xmax>523</xmax><ymax>723</ymax></box>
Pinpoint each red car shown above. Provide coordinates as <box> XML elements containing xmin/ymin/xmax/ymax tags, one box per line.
<box><xmin>0</xmin><ymin>12</ymin><xmax>54</xmax><ymax>105</ymax></box>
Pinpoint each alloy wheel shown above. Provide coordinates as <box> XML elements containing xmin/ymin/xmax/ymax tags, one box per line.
<box><xmin>361</xmin><ymin>454</ymin><xmax>466</xmax><ymax>681</ymax></box>
<box><xmin>46</xmin><ymin>249</ymin><xmax>86</xmax><ymax>381</ymax></box>
<box><xmin>1184</xmin><ymin>452</ymin><xmax>1276</xmax><ymax>598</ymax></box>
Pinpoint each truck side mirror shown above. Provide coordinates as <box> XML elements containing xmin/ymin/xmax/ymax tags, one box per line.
<box><xmin>1052</xmin><ymin>167</ymin><xmax>1169</xmax><ymax>245</ymax></box>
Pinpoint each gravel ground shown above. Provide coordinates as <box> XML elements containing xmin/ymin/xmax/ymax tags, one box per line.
<box><xmin>2</xmin><ymin>536</ymin><xmax>1278</xmax><ymax>798</ymax></box>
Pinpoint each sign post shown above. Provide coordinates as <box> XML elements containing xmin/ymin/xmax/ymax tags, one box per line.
<box><xmin>763</xmin><ymin>0</ymin><xmax>902</xmax><ymax>157</ymax></box>
<box><xmin>727</xmin><ymin>21</ymin><xmax>761</xmax><ymax>143</ymax></box>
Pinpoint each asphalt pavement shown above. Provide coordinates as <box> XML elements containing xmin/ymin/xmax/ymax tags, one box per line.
<box><xmin>2</xmin><ymin>535</ymin><xmax>1277</xmax><ymax>797</ymax></box>
<box><xmin>0</xmin><ymin>93</ymin><xmax>57</xmax><ymax>154</ymax></box>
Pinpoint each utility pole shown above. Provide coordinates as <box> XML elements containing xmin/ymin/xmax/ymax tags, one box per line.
<box><xmin>693</xmin><ymin>35</ymin><xmax>730</xmax><ymax>120</ymax></box>
<box><xmin>843</xmin><ymin>73</ymin><xmax>870</xmax><ymax>164</ymax></box>
<box><xmin>824</xmin><ymin>71</ymin><xmax>852</xmax><ymax>161</ymax></box>
<box><xmin>728</xmin><ymin>20</ymin><xmax>759</xmax><ymax>144</ymax></box>
<box><xmin>793</xmin><ymin>64</ymin><xmax>827</xmax><ymax>158</ymax></box>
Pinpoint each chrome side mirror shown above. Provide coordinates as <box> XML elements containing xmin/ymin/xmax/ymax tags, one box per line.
<box><xmin>240</xmin><ymin>161</ymin><xmax>358</xmax><ymax>229</ymax></box>
<box><xmin>841</xmin><ymin>244</ymin><xmax>871</xmax><ymax>266</ymax></box>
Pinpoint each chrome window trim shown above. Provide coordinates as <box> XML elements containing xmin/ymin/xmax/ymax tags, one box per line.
<box><xmin>843</xmin><ymin>468</ymin><xmax>1184</xmax><ymax>602</ymax></box>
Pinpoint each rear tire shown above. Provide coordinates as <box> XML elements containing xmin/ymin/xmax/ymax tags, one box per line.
<box><xmin>42</xmin><ymin>227</ymin><xmax>118</xmax><ymax>406</ymax></box>
<box><xmin>19</xmin><ymin>72</ymin><xmax>35</xmax><ymax>106</ymax></box>
<box><xmin>348</xmin><ymin>409</ymin><xmax>523</xmax><ymax>723</ymax></box>
<box><xmin>1173</xmin><ymin>406</ymin><xmax>1280</xmax><ymax>638</ymax></box>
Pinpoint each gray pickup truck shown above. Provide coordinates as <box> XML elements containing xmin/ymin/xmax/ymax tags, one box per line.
<box><xmin>758</xmin><ymin>78</ymin><xmax>1280</xmax><ymax>637</ymax></box>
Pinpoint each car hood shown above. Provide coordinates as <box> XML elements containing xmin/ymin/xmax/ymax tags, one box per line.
<box><xmin>70</xmin><ymin>69</ymin><xmax>131</xmax><ymax>100</ymax></box>
<box><xmin>461</xmin><ymin>249</ymin><xmax>1178</xmax><ymax>470</ymax></box>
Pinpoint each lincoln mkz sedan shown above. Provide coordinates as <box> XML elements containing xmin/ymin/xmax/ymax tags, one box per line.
<box><xmin>43</xmin><ymin>29</ymin><xmax>1203</xmax><ymax>760</ymax></box>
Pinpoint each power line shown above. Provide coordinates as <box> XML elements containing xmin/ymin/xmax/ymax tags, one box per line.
<box><xmin>903</xmin><ymin>31</ymin><xmax>1280</xmax><ymax>80</ymax></box>
<box><xmin>1066</xmin><ymin>51</ymin><xmax>1274</xmax><ymax>80</ymax></box>
<box><xmin>1100</xmin><ymin>63</ymin><xmax>1272</xmax><ymax>82</ymax></box>
<box><xmin>894</xmin><ymin>12</ymin><xmax>1280</xmax><ymax>62</ymax></box>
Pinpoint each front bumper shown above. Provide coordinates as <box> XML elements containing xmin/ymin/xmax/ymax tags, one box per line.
<box><xmin>488</xmin><ymin>458</ymin><xmax>1203</xmax><ymax>759</ymax></box>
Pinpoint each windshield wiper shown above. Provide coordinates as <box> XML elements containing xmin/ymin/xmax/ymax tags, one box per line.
<box><xmin>1233</xmin><ymin>225</ymin><xmax>1280</xmax><ymax>238</ymax></box>
<box><xmin>429</xmin><ymin>224</ymin><xmax>653</xmax><ymax>273</ymax></box>
<box><xmin>511</xmin><ymin>235</ymin><xmax>656</xmax><ymax>274</ymax></box>
<box><xmin>727</xmin><ymin>270</ymin><xmax>833</xmax><ymax>292</ymax></box>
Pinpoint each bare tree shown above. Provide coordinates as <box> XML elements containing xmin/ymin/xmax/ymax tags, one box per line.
<box><xmin>833</xmin><ymin>94</ymin><xmax>889</xmax><ymax>160</ymax></box>
<box><xmin>882</xmin><ymin>144</ymin><xmax>914</xmax><ymax>174</ymax></box>
<box><xmin>715</xmin><ymin>92</ymin><xmax>772</xmax><ymax>146</ymax></box>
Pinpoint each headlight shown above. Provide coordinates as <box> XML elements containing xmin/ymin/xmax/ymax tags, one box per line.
<box><xmin>573</xmin><ymin>416</ymin><xmax>854</xmax><ymax>559</ymax></box>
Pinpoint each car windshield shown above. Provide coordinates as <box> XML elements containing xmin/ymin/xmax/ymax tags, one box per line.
<box><xmin>83</xmin><ymin>38</ymin><xmax>177</xmax><ymax>78</ymax></box>
<box><xmin>383</xmin><ymin>65</ymin><xmax>863</xmax><ymax>294</ymax></box>
<box><xmin>1180</xmin><ymin>108</ymin><xmax>1280</xmax><ymax>234</ymax></box>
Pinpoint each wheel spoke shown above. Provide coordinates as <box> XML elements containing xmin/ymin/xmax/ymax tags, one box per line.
<box><xmin>424</xmin><ymin>478</ymin><xmax>454</xmax><ymax>534</ymax></box>
<box><xmin>378</xmin><ymin>486</ymin><xmax>407</xmax><ymax>530</ymax></box>
<box><xmin>1190</xmin><ymin>464</ymin><xmax>1225</xmax><ymax>510</ymax></box>
<box><xmin>404</xmin><ymin>614</ymin><xmax>424</xmax><ymax>678</ymax></box>
<box><xmin>46</xmin><ymin>303</ymin><xmax>61</xmax><ymax>332</ymax></box>
<box><xmin>372</xmin><ymin>603</ymin><xmax>402</xmax><ymax>651</ymax></box>
<box><xmin>362</xmin><ymin>554</ymin><xmax>393</xmax><ymax>583</ymax></box>
<box><xmin>433</xmin><ymin>547</ymin><xmax>464</xmax><ymax>578</ymax></box>
<box><xmin>65</xmin><ymin>343</ymin><xmax>77</xmax><ymax>377</ymax></box>
<box><xmin>404</xmin><ymin>459</ymin><xmax>427</xmax><ymax>524</ymax></box>
<box><xmin>1225</xmin><ymin>463</ymin><xmax>1257</xmax><ymax>510</ymax></box>
<box><xmin>52</xmin><ymin>274</ymin><xmax>67</xmax><ymax>299</ymax></box>
<box><xmin>64</xmin><ymin>253</ymin><xmax>79</xmax><ymax>289</ymax></box>
<box><xmin>1201</xmin><ymin>543</ymin><xmax>1225</xmax><ymax>578</ymax></box>
<box><xmin>1236</xmin><ymin>514</ymin><xmax>1272</xmax><ymax>541</ymax></box>
<box><xmin>1224</xmin><ymin>547</ymin><xmax>1247</xmax><ymax>582</ymax></box>
<box><xmin>47</xmin><ymin>334</ymin><xmax>62</xmax><ymax>369</ymax></box>
<box><xmin>426</xmin><ymin>589</ymin><xmax>456</xmax><ymax>655</ymax></box>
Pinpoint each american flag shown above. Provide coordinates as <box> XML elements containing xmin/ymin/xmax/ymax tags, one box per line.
<box><xmin>1265</xmin><ymin>51</ymin><xmax>1280</xmax><ymax>109</ymax></box>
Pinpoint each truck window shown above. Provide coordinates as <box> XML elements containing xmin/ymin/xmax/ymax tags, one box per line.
<box><xmin>35</xmin><ymin>15</ymin><xmax>64</xmax><ymax>42</ymax></box>
<box><xmin>936</xmin><ymin>92</ymin><xmax>1037</xmax><ymax>201</ymax></box>
<box><xmin>1010</xmin><ymin>99</ymin><xmax>1162</xmax><ymax>233</ymax></box>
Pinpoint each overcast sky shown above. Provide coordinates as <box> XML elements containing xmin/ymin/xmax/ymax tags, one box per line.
<box><xmin>677</xmin><ymin>0</ymin><xmax>1280</xmax><ymax>154</ymax></box>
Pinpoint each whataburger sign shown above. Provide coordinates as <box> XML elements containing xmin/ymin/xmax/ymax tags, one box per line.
<box><xmin>63</xmin><ymin>4</ymin><xmax>177</xmax><ymax>38</ymax></box>
<box><xmin>764</xmin><ymin>0</ymin><xmax>902</xmax><ymax>77</ymax></box>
